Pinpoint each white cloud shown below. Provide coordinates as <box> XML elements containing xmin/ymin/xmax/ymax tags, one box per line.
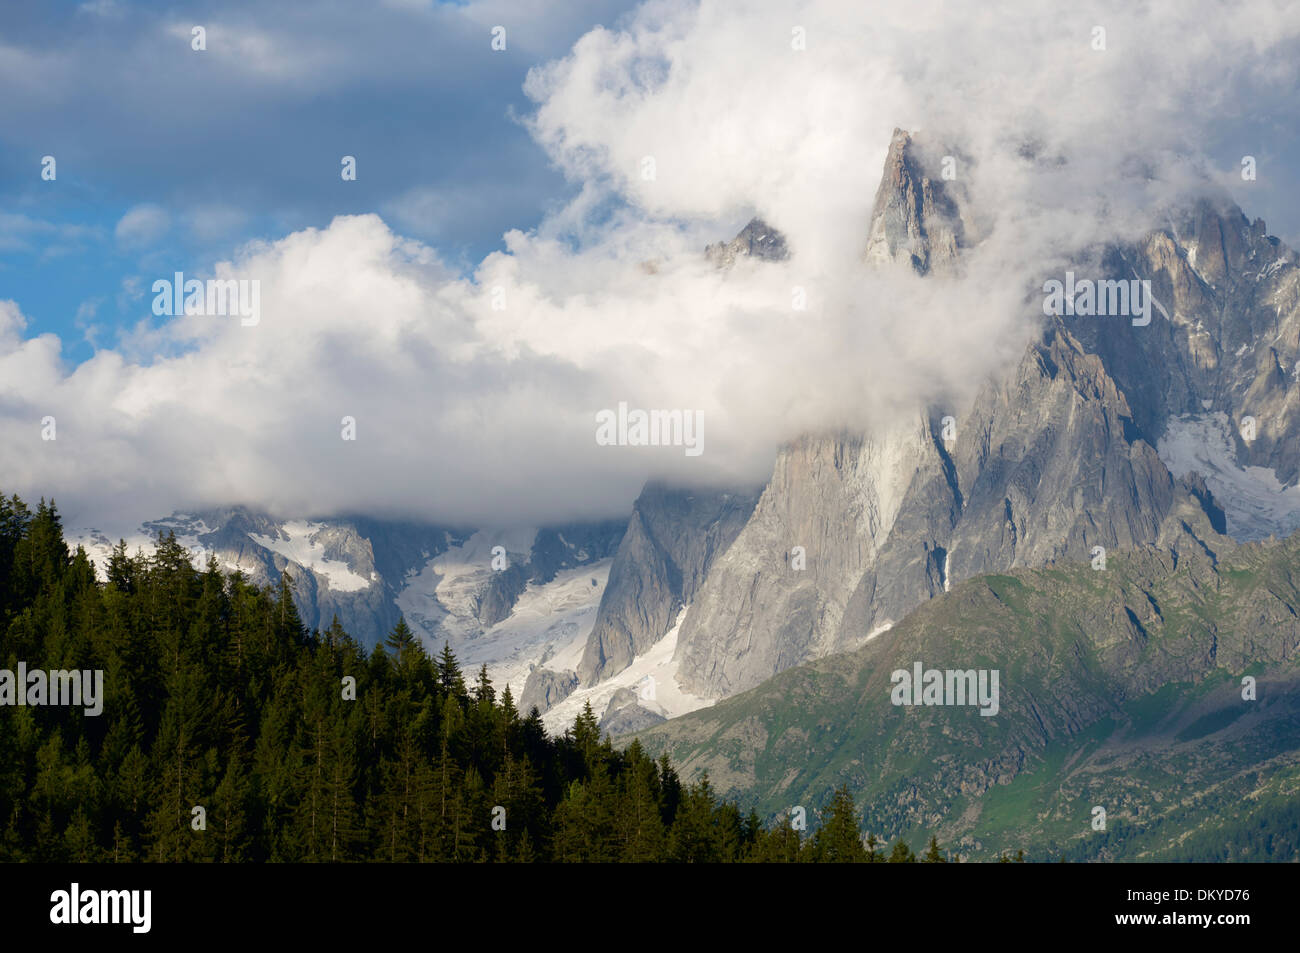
<box><xmin>6</xmin><ymin>0</ymin><xmax>1300</xmax><ymax>533</ymax></box>
<box><xmin>524</xmin><ymin>0</ymin><xmax>1300</xmax><ymax>263</ymax></box>
<box><xmin>114</xmin><ymin>204</ymin><xmax>171</xmax><ymax>249</ymax></box>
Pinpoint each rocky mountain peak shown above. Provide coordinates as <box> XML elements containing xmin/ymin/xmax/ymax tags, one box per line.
<box><xmin>863</xmin><ymin>128</ymin><xmax>966</xmax><ymax>275</ymax></box>
<box><xmin>705</xmin><ymin>217</ymin><xmax>790</xmax><ymax>267</ymax></box>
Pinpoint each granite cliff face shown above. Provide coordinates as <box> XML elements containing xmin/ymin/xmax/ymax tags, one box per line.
<box><xmin>1067</xmin><ymin>201</ymin><xmax>1300</xmax><ymax>512</ymax></box>
<box><xmin>672</xmin><ymin>319</ymin><xmax>1226</xmax><ymax>698</ymax></box>
<box><xmin>598</xmin><ymin>687</ymin><xmax>667</xmax><ymax>737</ymax></box>
<box><xmin>704</xmin><ymin>217</ymin><xmax>790</xmax><ymax>267</ymax></box>
<box><xmin>577</xmin><ymin>483</ymin><xmax>758</xmax><ymax>685</ymax></box>
<box><xmin>863</xmin><ymin>128</ymin><xmax>970</xmax><ymax>275</ymax></box>
<box><xmin>671</xmin><ymin>423</ymin><xmax>935</xmax><ymax>697</ymax></box>
<box><xmin>520</xmin><ymin>667</ymin><xmax>579</xmax><ymax>714</ymax></box>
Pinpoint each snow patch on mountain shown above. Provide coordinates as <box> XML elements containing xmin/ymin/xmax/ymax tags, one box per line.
<box><xmin>541</xmin><ymin>606</ymin><xmax>715</xmax><ymax>735</ymax></box>
<box><xmin>463</xmin><ymin>560</ymin><xmax>611</xmax><ymax>698</ymax></box>
<box><xmin>1158</xmin><ymin>413</ymin><xmax>1300</xmax><ymax>541</ymax></box>
<box><xmin>69</xmin><ymin>515</ymin><xmax>224</xmax><ymax>580</ymax></box>
<box><xmin>247</xmin><ymin>520</ymin><xmax>372</xmax><ymax>591</ymax></box>
<box><xmin>396</xmin><ymin>527</ymin><xmax>539</xmax><ymax>643</ymax></box>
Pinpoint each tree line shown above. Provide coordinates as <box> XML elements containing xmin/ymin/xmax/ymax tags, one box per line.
<box><xmin>0</xmin><ymin>493</ymin><xmax>982</xmax><ymax>862</ymax></box>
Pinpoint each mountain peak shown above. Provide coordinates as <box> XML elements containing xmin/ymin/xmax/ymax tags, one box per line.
<box><xmin>864</xmin><ymin>128</ymin><xmax>965</xmax><ymax>275</ymax></box>
<box><xmin>705</xmin><ymin>216</ymin><xmax>790</xmax><ymax>267</ymax></box>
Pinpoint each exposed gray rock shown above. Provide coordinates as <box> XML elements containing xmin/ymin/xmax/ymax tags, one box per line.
<box><xmin>528</xmin><ymin>521</ymin><xmax>626</xmax><ymax>584</ymax></box>
<box><xmin>577</xmin><ymin>483</ymin><xmax>758</xmax><ymax>685</ymax></box>
<box><xmin>1062</xmin><ymin>199</ymin><xmax>1300</xmax><ymax>486</ymax></box>
<box><xmin>80</xmin><ymin>509</ymin><xmax>624</xmax><ymax>649</ymax></box>
<box><xmin>475</xmin><ymin>563</ymin><xmax>529</xmax><ymax>627</ymax></box>
<box><xmin>672</xmin><ymin>321</ymin><xmax>1229</xmax><ymax>699</ymax></box>
<box><xmin>863</xmin><ymin>128</ymin><xmax>969</xmax><ymax>275</ymax></box>
<box><xmin>172</xmin><ymin>508</ymin><xmax>449</xmax><ymax>646</ymax></box>
<box><xmin>705</xmin><ymin>217</ymin><xmax>789</xmax><ymax>267</ymax></box>
<box><xmin>599</xmin><ymin>687</ymin><xmax>667</xmax><ymax>737</ymax></box>
<box><xmin>672</xmin><ymin>422</ymin><xmax>936</xmax><ymax>698</ymax></box>
<box><xmin>520</xmin><ymin>667</ymin><xmax>579</xmax><ymax>715</ymax></box>
<box><xmin>662</xmin><ymin>130</ymin><xmax>1296</xmax><ymax>703</ymax></box>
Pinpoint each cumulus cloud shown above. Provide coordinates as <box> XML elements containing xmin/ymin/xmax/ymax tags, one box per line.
<box><xmin>114</xmin><ymin>204</ymin><xmax>171</xmax><ymax>249</ymax></box>
<box><xmin>5</xmin><ymin>0</ymin><xmax>1300</xmax><ymax>533</ymax></box>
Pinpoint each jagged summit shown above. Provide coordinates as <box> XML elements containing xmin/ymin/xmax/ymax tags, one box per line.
<box><xmin>863</xmin><ymin>127</ymin><xmax>967</xmax><ymax>275</ymax></box>
<box><xmin>705</xmin><ymin>216</ymin><xmax>790</xmax><ymax>266</ymax></box>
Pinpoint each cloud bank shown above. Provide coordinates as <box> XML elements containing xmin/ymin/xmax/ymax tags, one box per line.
<box><xmin>5</xmin><ymin>0</ymin><xmax>1300</xmax><ymax>532</ymax></box>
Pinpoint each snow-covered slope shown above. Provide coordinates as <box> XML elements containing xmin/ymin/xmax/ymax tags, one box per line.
<box><xmin>247</xmin><ymin>521</ymin><xmax>375</xmax><ymax>592</ymax></box>
<box><xmin>1158</xmin><ymin>413</ymin><xmax>1300</xmax><ymax>541</ymax></box>
<box><xmin>541</xmin><ymin>607</ymin><xmax>715</xmax><ymax>735</ymax></box>
<box><xmin>462</xmin><ymin>560</ymin><xmax>611</xmax><ymax>701</ymax></box>
<box><xmin>69</xmin><ymin>514</ymin><xmax>225</xmax><ymax>575</ymax></box>
<box><xmin>64</xmin><ymin>509</ymin><xmax>624</xmax><ymax>662</ymax></box>
<box><xmin>397</xmin><ymin>528</ymin><xmax>538</xmax><ymax>644</ymax></box>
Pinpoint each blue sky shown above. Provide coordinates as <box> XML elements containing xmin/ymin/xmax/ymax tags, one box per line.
<box><xmin>0</xmin><ymin>0</ymin><xmax>640</xmax><ymax>363</ymax></box>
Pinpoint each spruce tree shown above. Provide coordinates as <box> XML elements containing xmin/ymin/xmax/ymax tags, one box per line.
<box><xmin>922</xmin><ymin>833</ymin><xmax>948</xmax><ymax>862</ymax></box>
<box><xmin>809</xmin><ymin>786</ymin><xmax>868</xmax><ymax>862</ymax></box>
<box><xmin>888</xmin><ymin>838</ymin><xmax>917</xmax><ymax>862</ymax></box>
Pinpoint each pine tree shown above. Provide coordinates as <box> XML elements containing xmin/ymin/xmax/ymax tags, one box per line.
<box><xmin>809</xmin><ymin>786</ymin><xmax>868</xmax><ymax>862</ymax></box>
<box><xmin>436</xmin><ymin>642</ymin><xmax>467</xmax><ymax>699</ymax></box>
<box><xmin>888</xmin><ymin>838</ymin><xmax>917</xmax><ymax>863</ymax></box>
<box><xmin>865</xmin><ymin>830</ymin><xmax>884</xmax><ymax>862</ymax></box>
<box><xmin>383</xmin><ymin>617</ymin><xmax>418</xmax><ymax>668</ymax></box>
<box><xmin>667</xmin><ymin>774</ymin><xmax>719</xmax><ymax>863</ymax></box>
<box><xmin>472</xmin><ymin>664</ymin><xmax>495</xmax><ymax>707</ymax></box>
<box><xmin>748</xmin><ymin>814</ymin><xmax>801</xmax><ymax>863</ymax></box>
<box><xmin>212</xmin><ymin>745</ymin><xmax>252</xmax><ymax>862</ymax></box>
<box><xmin>922</xmin><ymin>833</ymin><xmax>948</xmax><ymax>862</ymax></box>
<box><xmin>272</xmin><ymin>572</ymin><xmax>304</xmax><ymax>651</ymax></box>
<box><xmin>615</xmin><ymin>744</ymin><xmax>666</xmax><ymax>862</ymax></box>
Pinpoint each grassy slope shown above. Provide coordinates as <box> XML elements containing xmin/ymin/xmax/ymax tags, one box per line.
<box><xmin>629</xmin><ymin>534</ymin><xmax>1300</xmax><ymax>860</ymax></box>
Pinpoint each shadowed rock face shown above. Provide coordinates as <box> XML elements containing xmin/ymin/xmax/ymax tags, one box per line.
<box><xmin>576</xmin><ymin>483</ymin><xmax>758</xmax><ymax>686</ymax></box>
<box><xmin>82</xmin><ymin>511</ymin><xmax>625</xmax><ymax>650</ymax></box>
<box><xmin>475</xmin><ymin>521</ymin><xmax>627</xmax><ymax>628</ymax></box>
<box><xmin>138</xmin><ymin>509</ymin><xmax>449</xmax><ymax>646</ymax></box>
<box><xmin>1064</xmin><ymin>199</ymin><xmax>1300</xmax><ymax>487</ymax></box>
